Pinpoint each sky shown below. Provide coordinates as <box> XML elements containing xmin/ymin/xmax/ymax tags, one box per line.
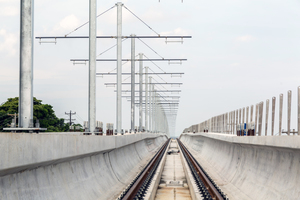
<box><xmin>1</xmin><ymin>0</ymin><xmax>300</xmax><ymax>137</ymax></box>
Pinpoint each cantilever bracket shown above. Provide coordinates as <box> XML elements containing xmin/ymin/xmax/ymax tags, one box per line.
<box><xmin>73</xmin><ymin>60</ymin><xmax>87</xmax><ymax>65</ymax></box>
<box><xmin>39</xmin><ymin>38</ymin><xmax>57</xmax><ymax>45</ymax></box>
<box><xmin>165</xmin><ymin>37</ymin><xmax>183</xmax><ymax>44</ymax></box>
<box><xmin>168</xmin><ymin>60</ymin><xmax>182</xmax><ymax>65</ymax></box>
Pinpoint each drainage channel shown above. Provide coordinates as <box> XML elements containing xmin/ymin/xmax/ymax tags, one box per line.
<box><xmin>154</xmin><ymin>139</ymin><xmax>192</xmax><ymax>200</ymax></box>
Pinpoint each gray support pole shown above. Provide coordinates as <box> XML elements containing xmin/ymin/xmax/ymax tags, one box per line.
<box><xmin>231</xmin><ymin>112</ymin><xmax>233</xmax><ymax>134</ymax></box>
<box><xmin>250</xmin><ymin>105</ymin><xmax>253</xmax><ymax>122</ymax></box>
<box><xmin>225</xmin><ymin>114</ymin><xmax>227</xmax><ymax>133</ymax></box>
<box><xmin>116</xmin><ymin>2</ymin><xmax>123</xmax><ymax>134</ymax></box>
<box><xmin>239</xmin><ymin>109</ymin><xmax>241</xmax><ymax>125</ymax></box>
<box><xmin>145</xmin><ymin>66</ymin><xmax>149</xmax><ymax>131</ymax></box>
<box><xmin>255</xmin><ymin>104</ymin><xmax>258</xmax><ymax>136</ymax></box>
<box><xmin>149</xmin><ymin>77</ymin><xmax>152</xmax><ymax>132</ymax></box>
<box><xmin>153</xmin><ymin>90</ymin><xmax>156</xmax><ymax>132</ymax></box>
<box><xmin>298</xmin><ymin>87</ymin><xmax>300</xmax><ymax>135</ymax></box>
<box><xmin>246</xmin><ymin>106</ymin><xmax>249</xmax><ymax>126</ymax></box>
<box><xmin>88</xmin><ymin>0</ymin><xmax>97</xmax><ymax>134</ymax></box>
<box><xmin>272</xmin><ymin>97</ymin><xmax>276</xmax><ymax>136</ymax></box>
<box><xmin>265</xmin><ymin>99</ymin><xmax>269</xmax><ymax>136</ymax></box>
<box><xmin>279</xmin><ymin>94</ymin><xmax>283</xmax><ymax>136</ymax></box>
<box><xmin>258</xmin><ymin>102</ymin><xmax>263</xmax><ymax>136</ymax></box>
<box><xmin>139</xmin><ymin>53</ymin><xmax>143</xmax><ymax>131</ymax></box>
<box><xmin>288</xmin><ymin>90</ymin><xmax>292</xmax><ymax>136</ymax></box>
<box><xmin>236</xmin><ymin>110</ymin><xmax>238</xmax><ymax>135</ymax></box>
<box><xmin>19</xmin><ymin>0</ymin><xmax>34</xmax><ymax>128</ymax></box>
<box><xmin>233</xmin><ymin>111</ymin><xmax>235</xmax><ymax>134</ymax></box>
<box><xmin>130</xmin><ymin>34</ymin><xmax>135</xmax><ymax>132</ymax></box>
<box><xmin>242</xmin><ymin>107</ymin><xmax>245</xmax><ymax>125</ymax></box>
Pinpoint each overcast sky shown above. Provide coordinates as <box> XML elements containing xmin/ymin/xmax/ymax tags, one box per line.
<box><xmin>1</xmin><ymin>0</ymin><xmax>300</xmax><ymax>137</ymax></box>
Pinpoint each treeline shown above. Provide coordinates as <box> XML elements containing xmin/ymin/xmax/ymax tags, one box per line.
<box><xmin>0</xmin><ymin>97</ymin><xmax>69</xmax><ymax>132</ymax></box>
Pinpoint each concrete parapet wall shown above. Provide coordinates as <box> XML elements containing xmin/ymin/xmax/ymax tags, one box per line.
<box><xmin>0</xmin><ymin>132</ymin><xmax>168</xmax><ymax>200</ymax></box>
<box><xmin>180</xmin><ymin>133</ymin><xmax>300</xmax><ymax>200</ymax></box>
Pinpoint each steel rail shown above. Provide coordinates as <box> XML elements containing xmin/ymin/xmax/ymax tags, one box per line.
<box><xmin>119</xmin><ymin>138</ymin><xmax>170</xmax><ymax>200</ymax></box>
<box><xmin>177</xmin><ymin>139</ymin><xmax>226</xmax><ymax>200</ymax></box>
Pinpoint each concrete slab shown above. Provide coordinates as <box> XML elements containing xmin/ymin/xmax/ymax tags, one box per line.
<box><xmin>0</xmin><ymin>132</ymin><xmax>168</xmax><ymax>200</ymax></box>
<box><xmin>154</xmin><ymin>140</ymin><xmax>192</xmax><ymax>200</ymax></box>
<box><xmin>180</xmin><ymin>133</ymin><xmax>300</xmax><ymax>200</ymax></box>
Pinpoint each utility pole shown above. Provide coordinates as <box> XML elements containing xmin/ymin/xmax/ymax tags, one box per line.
<box><xmin>149</xmin><ymin>76</ymin><xmax>152</xmax><ymax>132</ymax></box>
<box><xmin>65</xmin><ymin>110</ymin><xmax>76</xmax><ymax>126</ymax></box>
<box><xmin>131</xmin><ymin>34</ymin><xmax>135</xmax><ymax>132</ymax></box>
<box><xmin>116</xmin><ymin>2</ymin><xmax>123</xmax><ymax>134</ymax></box>
<box><xmin>139</xmin><ymin>53</ymin><xmax>143</xmax><ymax>132</ymax></box>
<box><xmin>88</xmin><ymin>0</ymin><xmax>97</xmax><ymax>134</ymax></box>
<box><xmin>145</xmin><ymin>66</ymin><xmax>149</xmax><ymax>131</ymax></box>
<box><xmin>19</xmin><ymin>0</ymin><xmax>33</xmax><ymax>128</ymax></box>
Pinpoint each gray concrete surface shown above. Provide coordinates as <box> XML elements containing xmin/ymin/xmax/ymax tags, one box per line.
<box><xmin>154</xmin><ymin>140</ymin><xmax>191</xmax><ymax>200</ymax></box>
<box><xmin>180</xmin><ymin>132</ymin><xmax>300</xmax><ymax>200</ymax></box>
<box><xmin>0</xmin><ymin>132</ymin><xmax>167</xmax><ymax>200</ymax></box>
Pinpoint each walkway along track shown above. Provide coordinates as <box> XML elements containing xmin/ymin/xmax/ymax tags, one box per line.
<box><xmin>117</xmin><ymin>138</ymin><xmax>228</xmax><ymax>200</ymax></box>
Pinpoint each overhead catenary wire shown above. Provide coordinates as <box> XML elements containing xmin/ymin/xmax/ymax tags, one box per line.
<box><xmin>107</xmin><ymin>54</ymin><xmax>140</xmax><ymax>74</ymax></box>
<box><xmin>123</xmin><ymin>5</ymin><xmax>160</xmax><ymax>36</ymax></box>
<box><xmin>64</xmin><ymin>5</ymin><xmax>116</xmax><ymax>37</ymax></box>
<box><xmin>138</xmin><ymin>38</ymin><xmax>164</xmax><ymax>59</ymax></box>
<box><xmin>97</xmin><ymin>38</ymin><xmax>128</xmax><ymax>57</ymax></box>
<box><xmin>143</xmin><ymin>54</ymin><xmax>166</xmax><ymax>73</ymax></box>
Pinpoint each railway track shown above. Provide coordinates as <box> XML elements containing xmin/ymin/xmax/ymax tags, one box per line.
<box><xmin>177</xmin><ymin>139</ymin><xmax>228</xmax><ymax>200</ymax></box>
<box><xmin>117</xmin><ymin>138</ymin><xmax>171</xmax><ymax>200</ymax></box>
<box><xmin>117</xmin><ymin>138</ymin><xmax>228</xmax><ymax>200</ymax></box>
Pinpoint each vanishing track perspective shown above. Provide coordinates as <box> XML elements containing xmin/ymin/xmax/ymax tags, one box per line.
<box><xmin>117</xmin><ymin>138</ymin><xmax>228</xmax><ymax>200</ymax></box>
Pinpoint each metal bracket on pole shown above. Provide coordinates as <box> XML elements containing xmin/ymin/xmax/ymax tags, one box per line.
<box><xmin>168</xmin><ymin>60</ymin><xmax>182</xmax><ymax>65</ymax></box>
<box><xmin>39</xmin><ymin>38</ymin><xmax>57</xmax><ymax>45</ymax></box>
<box><xmin>73</xmin><ymin>60</ymin><xmax>87</xmax><ymax>65</ymax></box>
<box><xmin>165</xmin><ymin>37</ymin><xmax>183</xmax><ymax>44</ymax></box>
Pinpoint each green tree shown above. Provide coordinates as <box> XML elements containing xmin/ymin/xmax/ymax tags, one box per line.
<box><xmin>0</xmin><ymin>97</ymin><xmax>69</xmax><ymax>132</ymax></box>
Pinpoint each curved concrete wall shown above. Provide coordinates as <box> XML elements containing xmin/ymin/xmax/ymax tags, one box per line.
<box><xmin>180</xmin><ymin>133</ymin><xmax>300</xmax><ymax>200</ymax></box>
<box><xmin>0</xmin><ymin>133</ymin><xmax>167</xmax><ymax>200</ymax></box>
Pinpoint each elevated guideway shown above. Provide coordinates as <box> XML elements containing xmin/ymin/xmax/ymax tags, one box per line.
<box><xmin>179</xmin><ymin>132</ymin><xmax>300</xmax><ymax>200</ymax></box>
<box><xmin>0</xmin><ymin>132</ymin><xmax>168</xmax><ymax>200</ymax></box>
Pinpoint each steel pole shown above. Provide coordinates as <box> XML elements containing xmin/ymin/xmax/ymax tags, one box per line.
<box><xmin>130</xmin><ymin>34</ymin><xmax>135</xmax><ymax>132</ymax></box>
<box><xmin>265</xmin><ymin>99</ymin><xmax>269</xmax><ymax>136</ymax></box>
<box><xmin>88</xmin><ymin>0</ymin><xmax>97</xmax><ymax>134</ymax></box>
<box><xmin>149</xmin><ymin>77</ymin><xmax>152</xmax><ymax>132</ymax></box>
<box><xmin>250</xmin><ymin>105</ymin><xmax>253</xmax><ymax>122</ymax></box>
<box><xmin>153</xmin><ymin>90</ymin><xmax>156</xmax><ymax>132</ymax></box>
<box><xmin>236</xmin><ymin>110</ymin><xmax>238</xmax><ymax>135</ymax></box>
<box><xmin>19</xmin><ymin>0</ymin><xmax>34</xmax><ymax>128</ymax></box>
<box><xmin>272</xmin><ymin>97</ymin><xmax>276</xmax><ymax>136</ymax></box>
<box><xmin>139</xmin><ymin>53</ymin><xmax>143</xmax><ymax>132</ymax></box>
<box><xmin>258</xmin><ymin>102</ymin><xmax>263</xmax><ymax>136</ymax></box>
<box><xmin>145</xmin><ymin>67</ymin><xmax>149</xmax><ymax>131</ymax></box>
<box><xmin>279</xmin><ymin>94</ymin><xmax>283</xmax><ymax>136</ymax></box>
<box><xmin>298</xmin><ymin>87</ymin><xmax>300</xmax><ymax>136</ymax></box>
<box><xmin>116</xmin><ymin>2</ymin><xmax>123</xmax><ymax>134</ymax></box>
<box><xmin>242</xmin><ymin>107</ymin><xmax>245</xmax><ymax>125</ymax></box>
<box><xmin>288</xmin><ymin>90</ymin><xmax>292</xmax><ymax>136</ymax></box>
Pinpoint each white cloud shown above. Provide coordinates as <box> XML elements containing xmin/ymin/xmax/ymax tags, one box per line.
<box><xmin>142</xmin><ymin>9</ymin><xmax>164</xmax><ymax>22</ymax></box>
<box><xmin>0</xmin><ymin>0</ymin><xmax>18</xmax><ymax>2</ymax></box>
<box><xmin>160</xmin><ymin>27</ymin><xmax>192</xmax><ymax>36</ymax></box>
<box><xmin>236</xmin><ymin>35</ymin><xmax>256</xmax><ymax>42</ymax></box>
<box><xmin>0</xmin><ymin>29</ymin><xmax>18</xmax><ymax>56</ymax></box>
<box><xmin>0</xmin><ymin>5</ymin><xmax>18</xmax><ymax>16</ymax></box>
<box><xmin>51</xmin><ymin>15</ymin><xmax>81</xmax><ymax>35</ymax></box>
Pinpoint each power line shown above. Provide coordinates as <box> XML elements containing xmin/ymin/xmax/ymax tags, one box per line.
<box><xmin>64</xmin><ymin>5</ymin><xmax>116</xmax><ymax>37</ymax></box>
<box><xmin>65</xmin><ymin>110</ymin><xmax>76</xmax><ymax>126</ymax></box>
<box><xmin>123</xmin><ymin>5</ymin><xmax>160</xmax><ymax>36</ymax></box>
